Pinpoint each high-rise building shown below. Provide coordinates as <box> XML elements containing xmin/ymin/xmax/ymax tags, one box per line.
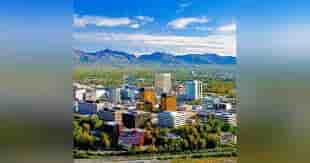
<box><xmin>155</xmin><ymin>73</ymin><xmax>172</xmax><ymax>94</ymax></box>
<box><xmin>185</xmin><ymin>80</ymin><xmax>203</xmax><ymax>100</ymax></box>
<box><xmin>160</xmin><ymin>93</ymin><xmax>177</xmax><ymax>111</ymax></box>
<box><xmin>176</xmin><ymin>84</ymin><xmax>186</xmax><ymax>96</ymax></box>
<box><xmin>110</xmin><ymin>88</ymin><xmax>122</xmax><ymax>104</ymax></box>
<box><xmin>140</xmin><ymin>87</ymin><xmax>156</xmax><ymax>104</ymax></box>
<box><xmin>158</xmin><ymin>111</ymin><xmax>186</xmax><ymax>128</ymax></box>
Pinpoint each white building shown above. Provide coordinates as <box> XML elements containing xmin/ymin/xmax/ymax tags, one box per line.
<box><xmin>155</xmin><ymin>73</ymin><xmax>172</xmax><ymax>94</ymax></box>
<box><xmin>158</xmin><ymin>111</ymin><xmax>186</xmax><ymax>128</ymax></box>
<box><xmin>84</xmin><ymin>89</ymin><xmax>96</xmax><ymax>102</ymax></box>
<box><xmin>74</xmin><ymin>88</ymin><xmax>86</xmax><ymax>101</ymax></box>
<box><xmin>203</xmin><ymin>96</ymin><xmax>215</xmax><ymax>109</ymax></box>
<box><xmin>220</xmin><ymin>132</ymin><xmax>237</xmax><ymax>145</ymax></box>
<box><xmin>95</xmin><ymin>88</ymin><xmax>107</xmax><ymax>100</ymax></box>
<box><xmin>215</xmin><ymin>112</ymin><xmax>237</xmax><ymax>126</ymax></box>
<box><xmin>185</xmin><ymin>80</ymin><xmax>203</xmax><ymax>100</ymax></box>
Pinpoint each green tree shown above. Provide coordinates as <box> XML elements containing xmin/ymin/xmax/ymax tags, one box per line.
<box><xmin>198</xmin><ymin>138</ymin><xmax>207</xmax><ymax>149</ymax></box>
<box><xmin>90</xmin><ymin>114</ymin><xmax>104</xmax><ymax>129</ymax></box>
<box><xmin>206</xmin><ymin>134</ymin><xmax>219</xmax><ymax>148</ymax></box>
<box><xmin>221</xmin><ymin>123</ymin><xmax>232</xmax><ymax>132</ymax></box>
<box><xmin>100</xmin><ymin>132</ymin><xmax>111</xmax><ymax>149</ymax></box>
<box><xmin>146</xmin><ymin>144</ymin><xmax>157</xmax><ymax>153</ymax></box>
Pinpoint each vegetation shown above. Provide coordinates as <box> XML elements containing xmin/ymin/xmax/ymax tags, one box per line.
<box><xmin>73</xmin><ymin>114</ymin><xmax>110</xmax><ymax>150</ymax></box>
<box><xmin>73</xmin><ymin>113</ymin><xmax>238</xmax><ymax>154</ymax></box>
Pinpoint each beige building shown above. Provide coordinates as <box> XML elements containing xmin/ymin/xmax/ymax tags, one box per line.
<box><xmin>155</xmin><ymin>73</ymin><xmax>172</xmax><ymax>94</ymax></box>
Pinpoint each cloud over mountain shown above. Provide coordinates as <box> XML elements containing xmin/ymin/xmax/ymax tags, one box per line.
<box><xmin>167</xmin><ymin>17</ymin><xmax>209</xmax><ymax>29</ymax></box>
<box><xmin>73</xmin><ymin>14</ymin><xmax>154</xmax><ymax>29</ymax></box>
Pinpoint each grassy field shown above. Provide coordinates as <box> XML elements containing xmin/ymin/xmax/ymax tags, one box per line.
<box><xmin>73</xmin><ymin>147</ymin><xmax>238</xmax><ymax>160</ymax></box>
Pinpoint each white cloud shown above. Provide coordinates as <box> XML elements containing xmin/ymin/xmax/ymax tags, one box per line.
<box><xmin>73</xmin><ymin>15</ymin><xmax>154</xmax><ymax>29</ymax></box>
<box><xmin>73</xmin><ymin>15</ymin><xmax>131</xmax><ymax>27</ymax></box>
<box><xmin>73</xmin><ymin>32</ymin><xmax>236</xmax><ymax>56</ymax></box>
<box><xmin>217</xmin><ymin>23</ymin><xmax>236</xmax><ymax>32</ymax></box>
<box><xmin>168</xmin><ymin>17</ymin><xmax>209</xmax><ymax>29</ymax></box>
<box><xmin>130</xmin><ymin>24</ymin><xmax>140</xmax><ymax>29</ymax></box>
<box><xmin>135</xmin><ymin>16</ymin><xmax>154</xmax><ymax>22</ymax></box>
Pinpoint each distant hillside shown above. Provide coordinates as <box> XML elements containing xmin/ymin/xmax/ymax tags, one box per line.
<box><xmin>74</xmin><ymin>49</ymin><xmax>236</xmax><ymax>66</ymax></box>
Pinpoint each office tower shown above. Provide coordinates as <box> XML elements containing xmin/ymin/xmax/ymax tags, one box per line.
<box><xmin>155</xmin><ymin>73</ymin><xmax>172</xmax><ymax>94</ymax></box>
<box><xmin>139</xmin><ymin>87</ymin><xmax>156</xmax><ymax>107</ymax></box>
<box><xmin>110</xmin><ymin>88</ymin><xmax>122</xmax><ymax>104</ymax></box>
<box><xmin>160</xmin><ymin>93</ymin><xmax>177</xmax><ymax>111</ymax></box>
<box><xmin>185</xmin><ymin>80</ymin><xmax>203</xmax><ymax>100</ymax></box>
<box><xmin>176</xmin><ymin>84</ymin><xmax>186</xmax><ymax>96</ymax></box>
<box><xmin>158</xmin><ymin>111</ymin><xmax>186</xmax><ymax>128</ymax></box>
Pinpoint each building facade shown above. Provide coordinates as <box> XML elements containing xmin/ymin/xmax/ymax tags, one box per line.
<box><xmin>185</xmin><ymin>80</ymin><xmax>203</xmax><ymax>100</ymax></box>
<box><xmin>76</xmin><ymin>101</ymin><xmax>97</xmax><ymax>115</ymax></box>
<box><xmin>154</xmin><ymin>73</ymin><xmax>172</xmax><ymax>94</ymax></box>
<box><xmin>158</xmin><ymin>111</ymin><xmax>186</xmax><ymax>128</ymax></box>
<box><xmin>215</xmin><ymin>112</ymin><xmax>237</xmax><ymax>126</ymax></box>
<box><xmin>110</xmin><ymin>88</ymin><xmax>122</xmax><ymax>104</ymax></box>
<box><xmin>139</xmin><ymin>87</ymin><xmax>156</xmax><ymax>111</ymax></box>
<box><xmin>98</xmin><ymin>108</ymin><xmax>124</xmax><ymax>126</ymax></box>
<box><xmin>122</xmin><ymin>111</ymin><xmax>151</xmax><ymax>129</ymax></box>
<box><xmin>160</xmin><ymin>93</ymin><xmax>177</xmax><ymax>111</ymax></box>
<box><xmin>118</xmin><ymin>128</ymin><xmax>145</xmax><ymax>149</ymax></box>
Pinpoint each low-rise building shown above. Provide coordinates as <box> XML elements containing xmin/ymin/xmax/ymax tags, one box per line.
<box><xmin>76</xmin><ymin>101</ymin><xmax>97</xmax><ymax>115</ymax></box>
<box><xmin>215</xmin><ymin>112</ymin><xmax>237</xmax><ymax>126</ymax></box>
<box><xmin>101</xmin><ymin>121</ymin><xmax>120</xmax><ymax>147</ymax></box>
<box><xmin>214</xmin><ymin>103</ymin><xmax>232</xmax><ymax>111</ymax></box>
<box><xmin>122</xmin><ymin>111</ymin><xmax>151</xmax><ymax>129</ymax></box>
<box><xmin>118</xmin><ymin>128</ymin><xmax>145</xmax><ymax>149</ymax></box>
<box><xmin>98</xmin><ymin>108</ymin><xmax>124</xmax><ymax>126</ymax></box>
<box><xmin>74</xmin><ymin>88</ymin><xmax>86</xmax><ymax>101</ymax></box>
<box><xmin>220</xmin><ymin>132</ymin><xmax>237</xmax><ymax>145</ymax></box>
<box><xmin>84</xmin><ymin>89</ymin><xmax>97</xmax><ymax>102</ymax></box>
<box><xmin>197</xmin><ymin>110</ymin><xmax>208</xmax><ymax>123</ymax></box>
<box><xmin>95</xmin><ymin>88</ymin><xmax>108</xmax><ymax>101</ymax></box>
<box><xmin>178</xmin><ymin>104</ymin><xmax>192</xmax><ymax>111</ymax></box>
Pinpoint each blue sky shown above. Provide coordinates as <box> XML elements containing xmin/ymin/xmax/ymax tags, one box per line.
<box><xmin>73</xmin><ymin>0</ymin><xmax>237</xmax><ymax>56</ymax></box>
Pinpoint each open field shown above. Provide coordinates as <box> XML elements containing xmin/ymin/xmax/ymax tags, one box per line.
<box><xmin>74</xmin><ymin>157</ymin><xmax>237</xmax><ymax>163</ymax></box>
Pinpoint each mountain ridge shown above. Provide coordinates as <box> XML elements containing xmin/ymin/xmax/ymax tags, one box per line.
<box><xmin>74</xmin><ymin>48</ymin><xmax>236</xmax><ymax>65</ymax></box>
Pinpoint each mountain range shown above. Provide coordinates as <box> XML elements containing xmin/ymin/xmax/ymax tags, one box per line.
<box><xmin>74</xmin><ymin>49</ymin><xmax>236</xmax><ymax>66</ymax></box>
